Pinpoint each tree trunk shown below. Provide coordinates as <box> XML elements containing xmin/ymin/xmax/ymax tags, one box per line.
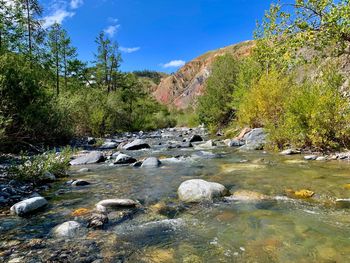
<box><xmin>63</xmin><ymin>48</ymin><xmax>67</xmax><ymax>89</ymax></box>
<box><xmin>56</xmin><ymin>38</ymin><xmax>59</xmax><ymax>95</ymax></box>
<box><xmin>25</xmin><ymin>0</ymin><xmax>32</xmax><ymax>56</ymax></box>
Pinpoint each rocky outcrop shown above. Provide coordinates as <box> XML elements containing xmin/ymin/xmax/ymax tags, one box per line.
<box><xmin>153</xmin><ymin>41</ymin><xmax>255</xmax><ymax>109</ymax></box>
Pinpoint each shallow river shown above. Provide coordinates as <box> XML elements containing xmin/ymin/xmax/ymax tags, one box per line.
<box><xmin>1</xmin><ymin>137</ymin><xmax>350</xmax><ymax>262</ymax></box>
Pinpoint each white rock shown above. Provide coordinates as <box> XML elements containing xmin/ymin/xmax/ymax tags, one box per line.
<box><xmin>10</xmin><ymin>197</ymin><xmax>48</xmax><ymax>216</ymax></box>
<box><xmin>178</xmin><ymin>179</ymin><xmax>228</xmax><ymax>203</ymax></box>
<box><xmin>53</xmin><ymin>221</ymin><xmax>81</xmax><ymax>238</ymax></box>
<box><xmin>141</xmin><ymin>157</ymin><xmax>161</xmax><ymax>168</ymax></box>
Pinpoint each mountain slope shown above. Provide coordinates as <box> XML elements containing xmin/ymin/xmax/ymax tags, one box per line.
<box><xmin>153</xmin><ymin>41</ymin><xmax>255</xmax><ymax>109</ymax></box>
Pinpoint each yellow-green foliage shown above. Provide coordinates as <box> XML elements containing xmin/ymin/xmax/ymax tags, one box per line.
<box><xmin>237</xmin><ymin>70</ymin><xmax>292</xmax><ymax>129</ymax></box>
<box><xmin>236</xmin><ymin>64</ymin><xmax>350</xmax><ymax>150</ymax></box>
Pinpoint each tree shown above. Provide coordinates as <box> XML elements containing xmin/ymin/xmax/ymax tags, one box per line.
<box><xmin>94</xmin><ymin>31</ymin><xmax>122</xmax><ymax>92</ymax></box>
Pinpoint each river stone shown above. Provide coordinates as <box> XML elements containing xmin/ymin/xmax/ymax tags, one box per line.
<box><xmin>77</xmin><ymin>168</ymin><xmax>90</xmax><ymax>173</ymax></box>
<box><xmin>70</xmin><ymin>151</ymin><xmax>105</xmax><ymax>165</ymax></box>
<box><xmin>71</xmin><ymin>179</ymin><xmax>90</xmax><ymax>187</ymax></box>
<box><xmin>227</xmin><ymin>139</ymin><xmax>245</xmax><ymax>147</ymax></box>
<box><xmin>100</xmin><ymin>141</ymin><xmax>118</xmax><ymax>149</ymax></box>
<box><xmin>96</xmin><ymin>199</ymin><xmax>139</xmax><ymax>212</ymax></box>
<box><xmin>53</xmin><ymin>221</ymin><xmax>81</xmax><ymax>238</ymax></box>
<box><xmin>189</xmin><ymin>135</ymin><xmax>203</xmax><ymax>143</ymax></box>
<box><xmin>10</xmin><ymin>197</ymin><xmax>48</xmax><ymax>216</ymax></box>
<box><xmin>178</xmin><ymin>179</ymin><xmax>228</xmax><ymax>203</ymax></box>
<box><xmin>226</xmin><ymin>190</ymin><xmax>270</xmax><ymax>201</ymax></box>
<box><xmin>194</xmin><ymin>140</ymin><xmax>215</xmax><ymax>150</ymax></box>
<box><xmin>114</xmin><ymin>153</ymin><xmax>137</xmax><ymax>164</ymax></box>
<box><xmin>304</xmin><ymin>155</ymin><xmax>318</xmax><ymax>160</ymax></box>
<box><xmin>123</xmin><ymin>139</ymin><xmax>150</xmax><ymax>150</ymax></box>
<box><xmin>280</xmin><ymin>149</ymin><xmax>301</xmax><ymax>155</ymax></box>
<box><xmin>240</xmin><ymin>128</ymin><xmax>266</xmax><ymax>150</ymax></box>
<box><xmin>42</xmin><ymin>171</ymin><xmax>56</xmax><ymax>181</ymax></box>
<box><xmin>141</xmin><ymin>157</ymin><xmax>161</xmax><ymax>168</ymax></box>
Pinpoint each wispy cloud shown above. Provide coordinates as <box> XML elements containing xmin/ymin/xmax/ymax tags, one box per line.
<box><xmin>120</xmin><ymin>46</ymin><xmax>140</xmax><ymax>53</ymax></box>
<box><xmin>163</xmin><ymin>60</ymin><xmax>186</xmax><ymax>68</ymax></box>
<box><xmin>70</xmin><ymin>0</ymin><xmax>83</xmax><ymax>9</ymax></box>
<box><xmin>43</xmin><ymin>9</ymin><xmax>75</xmax><ymax>28</ymax></box>
<box><xmin>108</xmin><ymin>17</ymin><xmax>119</xmax><ymax>24</ymax></box>
<box><xmin>104</xmin><ymin>24</ymin><xmax>120</xmax><ymax>37</ymax></box>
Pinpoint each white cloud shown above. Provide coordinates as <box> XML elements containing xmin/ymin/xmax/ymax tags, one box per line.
<box><xmin>163</xmin><ymin>60</ymin><xmax>186</xmax><ymax>68</ymax></box>
<box><xmin>43</xmin><ymin>9</ymin><xmax>75</xmax><ymax>28</ymax></box>
<box><xmin>104</xmin><ymin>24</ymin><xmax>120</xmax><ymax>37</ymax></box>
<box><xmin>120</xmin><ymin>46</ymin><xmax>140</xmax><ymax>53</ymax></box>
<box><xmin>108</xmin><ymin>17</ymin><xmax>119</xmax><ymax>24</ymax></box>
<box><xmin>70</xmin><ymin>0</ymin><xmax>83</xmax><ymax>9</ymax></box>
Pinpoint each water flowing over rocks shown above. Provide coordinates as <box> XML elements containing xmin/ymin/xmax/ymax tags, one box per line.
<box><xmin>70</xmin><ymin>151</ymin><xmax>105</xmax><ymax>165</ymax></box>
<box><xmin>10</xmin><ymin>196</ymin><xmax>48</xmax><ymax>216</ymax></box>
<box><xmin>226</xmin><ymin>190</ymin><xmax>270</xmax><ymax>201</ymax></box>
<box><xmin>178</xmin><ymin>179</ymin><xmax>229</xmax><ymax>203</ymax></box>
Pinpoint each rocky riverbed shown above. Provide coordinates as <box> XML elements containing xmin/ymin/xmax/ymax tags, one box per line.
<box><xmin>2</xmin><ymin>127</ymin><xmax>350</xmax><ymax>262</ymax></box>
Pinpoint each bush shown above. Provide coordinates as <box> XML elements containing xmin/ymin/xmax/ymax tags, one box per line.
<box><xmin>9</xmin><ymin>147</ymin><xmax>72</xmax><ymax>183</ymax></box>
<box><xmin>0</xmin><ymin>53</ymin><xmax>70</xmax><ymax>148</ymax></box>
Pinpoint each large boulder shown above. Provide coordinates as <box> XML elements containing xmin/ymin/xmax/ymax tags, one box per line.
<box><xmin>10</xmin><ymin>197</ymin><xmax>48</xmax><ymax>216</ymax></box>
<box><xmin>114</xmin><ymin>154</ymin><xmax>137</xmax><ymax>164</ymax></box>
<box><xmin>123</xmin><ymin>139</ymin><xmax>150</xmax><ymax>150</ymax></box>
<box><xmin>141</xmin><ymin>157</ymin><xmax>161</xmax><ymax>168</ymax></box>
<box><xmin>70</xmin><ymin>151</ymin><xmax>105</xmax><ymax>165</ymax></box>
<box><xmin>240</xmin><ymin>128</ymin><xmax>266</xmax><ymax>150</ymax></box>
<box><xmin>53</xmin><ymin>221</ymin><xmax>82</xmax><ymax>238</ymax></box>
<box><xmin>178</xmin><ymin>179</ymin><xmax>228</xmax><ymax>203</ymax></box>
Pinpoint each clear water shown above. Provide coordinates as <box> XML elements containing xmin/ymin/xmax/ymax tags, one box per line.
<box><xmin>1</xmin><ymin>145</ymin><xmax>350</xmax><ymax>262</ymax></box>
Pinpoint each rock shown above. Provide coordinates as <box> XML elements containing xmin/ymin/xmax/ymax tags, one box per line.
<box><xmin>42</xmin><ymin>171</ymin><xmax>56</xmax><ymax>181</ymax></box>
<box><xmin>100</xmin><ymin>141</ymin><xmax>118</xmax><ymax>149</ymax></box>
<box><xmin>189</xmin><ymin>135</ymin><xmax>203</xmax><ymax>143</ymax></box>
<box><xmin>53</xmin><ymin>221</ymin><xmax>81</xmax><ymax>238</ymax></box>
<box><xmin>286</xmin><ymin>189</ymin><xmax>315</xmax><ymax>199</ymax></box>
<box><xmin>141</xmin><ymin>157</ymin><xmax>161</xmax><ymax>168</ymax></box>
<box><xmin>131</xmin><ymin>161</ymin><xmax>143</xmax><ymax>167</ymax></box>
<box><xmin>240</xmin><ymin>128</ymin><xmax>266</xmax><ymax>150</ymax></box>
<box><xmin>226</xmin><ymin>190</ymin><xmax>270</xmax><ymax>201</ymax></box>
<box><xmin>77</xmin><ymin>168</ymin><xmax>90</xmax><ymax>173</ymax></box>
<box><xmin>191</xmin><ymin>151</ymin><xmax>218</xmax><ymax>159</ymax></box>
<box><xmin>280</xmin><ymin>149</ymin><xmax>301</xmax><ymax>155</ymax></box>
<box><xmin>304</xmin><ymin>155</ymin><xmax>318</xmax><ymax>160</ymax></box>
<box><xmin>123</xmin><ymin>139</ymin><xmax>151</xmax><ymax>150</ymax></box>
<box><xmin>221</xmin><ymin>163</ymin><xmax>266</xmax><ymax>172</ymax></box>
<box><xmin>335</xmin><ymin>199</ymin><xmax>350</xmax><ymax>208</ymax></box>
<box><xmin>194</xmin><ymin>140</ymin><xmax>215</xmax><ymax>149</ymax></box>
<box><xmin>87</xmin><ymin>137</ymin><xmax>96</xmax><ymax>145</ymax></box>
<box><xmin>178</xmin><ymin>179</ymin><xmax>229</xmax><ymax>203</ymax></box>
<box><xmin>8</xmin><ymin>258</ymin><xmax>24</xmax><ymax>263</ymax></box>
<box><xmin>96</xmin><ymin>199</ymin><xmax>139</xmax><ymax>212</ymax></box>
<box><xmin>71</xmin><ymin>180</ymin><xmax>90</xmax><ymax>187</ymax></box>
<box><xmin>113</xmin><ymin>154</ymin><xmax>137</xmax><ymax>164</ymax></box>
<box><xmin>10</xmin><ymin>197</ymin><xmax>48</xmax><ymax>216</ymax></box>
<box><xmin>70</xmin><ymin>151</ymin><xmax>105</xmax><ymax>165</ymax></box>
<box><xmin>87</xmin><ymin>212</ymin><xmax>108</xmax><ymax>229</ymax></box>
<box><xmin>316</xmin><ymin>156</ymin><xmax>327</xmax><ymax>161</ymax></box>
<box><xmin>71</xmin><ymin>208</ymin><xmax>91</xmax><ymax>217</ymax></box>
<box><xmin>227</xmin><ymin>139</ymin><xmax>245</xmax><ymax>147</ymax></box>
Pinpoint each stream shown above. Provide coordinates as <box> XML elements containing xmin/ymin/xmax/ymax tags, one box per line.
<box><xmin>1</xmin><ymin>128</ymin><xmax>350</xmax><ymax>262</ymax></box>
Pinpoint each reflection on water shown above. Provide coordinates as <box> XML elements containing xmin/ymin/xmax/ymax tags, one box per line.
<box><xmin>2</xmin><ymin>147</ymin><xmax>350</xmax><ymax>262</ymax></box>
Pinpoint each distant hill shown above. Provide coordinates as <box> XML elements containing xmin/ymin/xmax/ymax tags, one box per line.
<box><xmin>153</xmin><ymin>41</ymin><xmax>255</xmax><ymax>109</ymax></box>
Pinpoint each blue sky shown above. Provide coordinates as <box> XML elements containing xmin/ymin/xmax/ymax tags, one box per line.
<box><xmin>41</xmin><ymin>0</ymin><xmax>273</xmax><ymax>72</ymax></box>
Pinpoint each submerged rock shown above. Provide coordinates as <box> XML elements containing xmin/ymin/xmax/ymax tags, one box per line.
<box><xmin>96</xmin><ymin>199</ymin><xmax>139</xmax><ymax>212</ymax></box>
<box><xmin>10</xmin><ymin>196</ymin><xmax>48</xmax><ymax>216</ymax></box>
<box><xmin>87</xmin><ymin>212</ymin><xmax>109</xmax><ymax>229</ymax></box>
<box><xmin>226</xmin><ymin>190</ymin><xmax>270</xmax><ymax>201</ymax></box>
<box><xmin>70</xmin><ymin>151</ymin><xmax>105</xmax><ymax>165</ymax></box>
<box><xmin>77</xmin><ymin>168</ymin><xmax>90</xmax><ymax>173</ymax></box>
<box><xmin>178</xmin><ymin>179</ymin><xmax>229</xmax><ymax>203</ymax></box>
<box><xmin>123</xmin><ymin>139</ymin><xmax>150</xmax><ymax>150</ymax></box>
<box><xmin>113</xmin><ymin>154</ymin><xmax>137</xmax><ymax>165</ymax></box>
<box><xmin>100</xmin><ymin>141</ymin><xmax>118</xmax><ymax>149</ymax></box>
<box><xmin>53</xmin><ymin>221</ymin><xmax>82</xmax><ymax>238</ymax></box>
<box><xmin>71</xmin><ymin>180</ymin><xmax>90</xmax><ymax>187</ymax></box>
<box><xmin>141</xmin><ymin>157</ymin><xmax>161</xmax><ymax>168</ymax></box>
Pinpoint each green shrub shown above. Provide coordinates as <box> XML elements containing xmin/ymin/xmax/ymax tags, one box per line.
<box><xmin>10</xmin><ymin>147</ymin><xmax>72</xmax><ymax>183</ymax></box>
<box><xmin>197</xmin><ymin>54</ymin><xmax>239</xmax><ymax>131</ymax></box>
